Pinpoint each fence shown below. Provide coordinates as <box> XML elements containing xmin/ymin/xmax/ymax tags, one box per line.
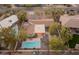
<box><xmin>0</xmin><ymin>50</ymin><xmax>79</xmax><ymax>55</ymax></box>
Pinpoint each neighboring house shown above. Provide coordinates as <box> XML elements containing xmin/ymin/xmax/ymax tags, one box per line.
<box><xmin>0</xmin><ymin>15</ymin><xmax>19</xmax><ymax>36</ymax></box>
<box><xmin>60</xmin><ymin>14</ymin><xmax>79</xmax><ymax>35</ymax></box>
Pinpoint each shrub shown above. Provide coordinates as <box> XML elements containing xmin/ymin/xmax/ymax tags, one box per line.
<box><xmin>49</xmin><ymin>36</ymin><xmax>65</xmax><ymax>50</ymax></box>
<box><xmin>68</xmin><ymin>34</ymin><xmax>79</xmax><ymax>48</ymax></box>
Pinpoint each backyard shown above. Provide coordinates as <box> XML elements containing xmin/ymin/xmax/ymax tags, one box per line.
<box><xmin>0</xmin><ymin>4</ymin><xmax>79</xmax><ymax>55</ymax></box>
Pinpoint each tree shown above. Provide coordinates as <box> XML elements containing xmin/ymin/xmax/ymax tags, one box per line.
<box><xmin>2</xmin><ymin>4</ymin><xmax>12</xmax><ymax>8</ymax></box>
<box><xmin>45</xmin><ymin>7</ymin><xmax>64</xmax><ymax>22</ymax></box>
<box><xmin>15</xmin><ymin>10</ymin><xmax>28</xmax><ymax>49</ymax></box>
<box><xmin>16</xmin><ymin>10</ymin><xmax>27</xmax><ymax>26</ymax></box>
<box><xmin>23</xmin><ymin>4</ymin><xmax>41</xmax><ymax>7</ymax></box>
<box><xmin>18</xmin><ymin>27</ymin><xmax>27</xmax><ymax>41</ymax></box>
<box><xmin>49</xmin><ymin>35</ymin><xmax>65</xmax><ymax>50</ymax></box>
<box><xmin>0</xmin><ymin>28</ymin><xmax>16</xmax><ymax>50</ymax></box>
<box><xmin>0</xmin><ymin>27</ymin><xmax>27</xmax><ymax>50</ymax></box>
<box><xmin>49</xmin><ymin>22</ymin><xmax>61</xmax><ymax>36</ymax></box>
<box><xmin>49</xmin><ymin>22</ymin><xmax>72</xmax><ymax>49</ymax></box>
<box><xmin>60</xmin><ymin>26</ymin><xmax>72</xmax><ymax>47</ymax></box>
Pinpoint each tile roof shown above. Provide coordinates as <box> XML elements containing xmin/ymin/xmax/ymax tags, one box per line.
<box><xmin>60</xmin><ymin>14</ymin><xmax>79</xmax><ymax>28</ymax></box>
<box><xmin>29</xmin><ymin>18</ymin><xmax>54</xmax><ymax>27</ymax></box>
<box><xmin>65</xmin><ymin>19</ymin><xmax>79</xmax><ymax>28</ymax></box>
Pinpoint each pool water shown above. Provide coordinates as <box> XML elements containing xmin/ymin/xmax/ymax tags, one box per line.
<box><xmin>21</xmin><ymin>38</ymin><xmax>41</xmax><ymax>48</ymax></box>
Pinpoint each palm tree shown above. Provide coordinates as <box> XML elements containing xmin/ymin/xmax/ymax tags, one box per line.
<box><xmin>16</xmin><ymin>10</ymin><xmax>28</xmax><ymax>26</ymax></box>
<box><xmin>13</xmin><ymin>10</ymin><xmax>28</xmax><ymax>50</ymax></box>
<box><xmin>45</xmin><ymin>7</ymin><xmax>64</xmax><ymax>22</ymax></box>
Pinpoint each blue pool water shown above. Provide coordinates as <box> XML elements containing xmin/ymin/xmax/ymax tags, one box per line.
<box><xmin>21</xmin><ymin>40</ymin><xmax>41</xmax><ymax>48</ymax></box>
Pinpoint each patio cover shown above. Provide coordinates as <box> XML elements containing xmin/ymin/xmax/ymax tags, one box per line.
<box><xmin>34</xmin><ymin>24</ymin><xmax>45</xmax><ymax>34</ymax></box>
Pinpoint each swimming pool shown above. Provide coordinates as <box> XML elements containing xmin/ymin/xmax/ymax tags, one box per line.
<box><xmin>21</xmin><ymin>38</ymin><xmax>41</xmax><ymax>48</ymax></box>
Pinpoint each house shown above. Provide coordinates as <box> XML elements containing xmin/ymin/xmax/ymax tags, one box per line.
<box><xmin>24</xmin><ymin>18</ymin><xmax>53</xmax><ymax>34</ymax></box>
<box><xmin>60</xmin><ymin>14</ymin><xmax>79</xmax><ymax>35</ymax></box>
<box><xmin>24</xmin><ymin>10</ymin><xmax>54</xmax><ymax>34</ymax></box>
<box><xmin>0</xmin><ymin>15</ymin><xmax>19</xmax><ymax>36</ymax></box>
